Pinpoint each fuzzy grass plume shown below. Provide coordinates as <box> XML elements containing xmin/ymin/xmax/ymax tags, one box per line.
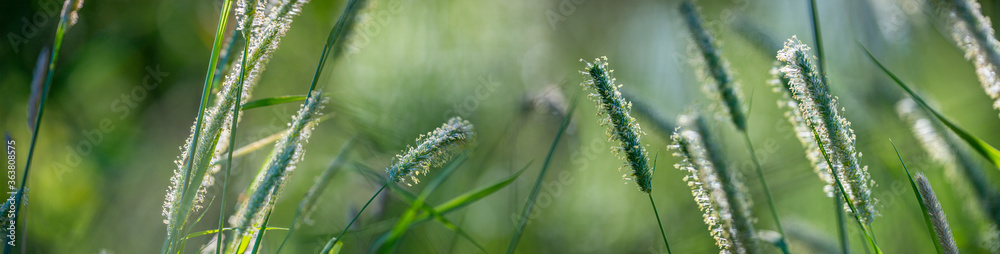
<box><xmin>386</xmin><ymin>117</ymin><xmax>476</xmax><ymax>185</ymax></box>
<box><xmin>769</xmin><ymin>65</ymin><xmax>835</xmax><ymax>197</ymax></box>
<box><xmin>931</xmin><ymin>0</ymin><xmax>1000</xmax><ymax>118</ymax></box>
<box><xmin>670</xmin><ymin>113</ymin><xmax>756</xmax><ymax>254</ymax></box>
<box><xmin>680</xmin><ymin>1</ymin><xmax>747</xmax><ymax>131</ymax></box>
<box><xmin>224</xmin><ymin>90</ymin><xmax>327</xmax><ymax>253</ymax></box>
<box><xmin>776</xmin><ymin>36</ymin><xmax>876</xmax><ymax>224</ymax></box>
<box><xmin>579</xmin><ymin>56</ymin><xmax>653</xmax><ymax>193</ymax></box>
<box><xmin>915</xmin><ymin>173</ymin><xmax>959</xmax><ymax>254</ymax></box>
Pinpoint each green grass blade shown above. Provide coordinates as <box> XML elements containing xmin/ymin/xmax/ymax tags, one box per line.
<box><xmin>507</xmin><ymin>96</ymin><xmax>578</xmax><ymax>254</ymax></box>
<box><xmin>241</xmin><ymin>95</ymin><xmax>308</xmax><ymax>110</ymax></box>
<box><xmin>248</xmin><ymin>209</ymin><xmax>273</xmax><ymax>254</ymax></box>
<box><xmin>321</xmin><ymin>184</ymin><xmax>387</xmax><ymax>254</ymax></box>
<box><xmin>861</xmin><ymin>45</ymin><xmax>1000</xmax><ymax>171</ymax></box>
<box><xmin>217</xmin><ymin>26</ymin><xmax>252</xmax><ymax>254</ymax></box>
<box><xmin>889</xmin><ymin>141</ymin><xmax>944</xmax><ymax>254</ymax></box>
<box><xmin>326</xmin><ymin>241</ymin><xmax>343</xmax><ymax>254</ymax></box>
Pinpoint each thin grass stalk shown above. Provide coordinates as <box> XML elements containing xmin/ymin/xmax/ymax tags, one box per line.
<box><xmin>8</xmin><ymin>1</ymin><xmax>83</xmax><ymax>254</ymax></box>
<box><xmin>216</xmin><ymin>24</ymin><xmax>252</xmax><ymax>254</ymax></box>
<box><xmin>507</xmin><ymin>98</ymin><xmax>577</xmax><ymax>254</ymax></box>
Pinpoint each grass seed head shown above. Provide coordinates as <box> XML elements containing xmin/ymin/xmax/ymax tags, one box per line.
<box><xmin>386</xmin><ymin>117</ymin><xmax>476</xmax><ymax>185</ymax></box>
<box><xmin>680</xmin><ymin>1</ymin><xmax>747</xmax><ymax>132</ymax></box>
<box><xmin>915</xmin><ymin>173</ymin><xmax>959</xmax><ymax>254</ymax></box>
<box><xmin>579</xmin><ymin>56</ymin><xmax>654</xmax><ymax>193</ymax></box>
<box><xmin>777</xmin><ymin>36</ymin><xmax>876</xmax><ymax>224</ymax></box>
<box><xmin>933</xmin><ymin>0</ymin><xmax>1000</xmax><ymax>119</ymax></box>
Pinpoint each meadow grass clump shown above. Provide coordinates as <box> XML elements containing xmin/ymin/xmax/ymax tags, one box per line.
<box><xmin>161</xmin><ymin>0</ymin><xmax>310</xmax><ymax>251</ymax></box>
<box><xmin>776</xmin><ymin>36</ymin><xmax>876</xmax><ymax>225</ymax></box>
<box><xmin>670</xmin><ymin>112</ymin><xmax>756</xmax><ymax>254</ymax></box>
<box><xmin>915</xmin><ymin>173</ymin><xmax>959</xmax><ymax>254</ymax></box>
<box><xmin>579</xmin><ymin>56</ymin><xmax>653</xmax><ymax>193</ymax></box>
<box><xmin>224</xmin><ymin>90</ymin><xmax>327</xmax><ymax>253</ymax></box>
<box><xmin>930</xmin><ymin>0</ymin><xmax>1000</xmax><ymax>118</ymax></box>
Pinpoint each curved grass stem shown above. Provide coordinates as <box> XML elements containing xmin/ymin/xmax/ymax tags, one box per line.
<box><xmin>647</xmin><ymin>193</ymin><xmax>672</xmax><ymax>254</ymax></box>
<box><xmin>322</xmin><ymin>184</ymin><xmax>388</xmax><ymax>252</ymax></box>
<box><xmin>740</xmin><ymin>131</ymin><xmax>789</xmax><ymax>254</ymax></box>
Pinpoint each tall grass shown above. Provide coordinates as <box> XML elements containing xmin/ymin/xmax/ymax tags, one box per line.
<box><xmin>929</xmin><ymin>0</ymin><xmax>1000</xmax><ymax>119</ymax></box>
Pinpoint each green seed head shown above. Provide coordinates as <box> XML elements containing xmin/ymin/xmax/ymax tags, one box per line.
<box><xmin>777</xmin><ymin>36</ymin><xmax>876</xmax><ymax>224</ymax></box>
<box><xmin>580</xmin><ymin>56</ymin><xmax>653</xmax><ymax>193</ymax></box>
<box><xmin>386</xmin><ymin>117</ymin><xmax>476</xmax><ymax>185</ymax></box>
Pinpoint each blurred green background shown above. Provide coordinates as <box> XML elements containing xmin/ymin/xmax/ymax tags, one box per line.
<box><xmin>3</xmin><ymin>0</ymin><xmax>1000</xmax><ymax>253</ymax></box>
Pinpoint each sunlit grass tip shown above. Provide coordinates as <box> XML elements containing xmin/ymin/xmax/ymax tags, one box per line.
<box><xmin>932</xmin><ymin>0</ymin><xmax>1000</xmax><ymax>118</ymax></box>
<box><xmin>579</xmin><ymin>56</ymin><xmax>653</xmax><ymax>193</ymax></box>
<box><xmin>680</xmin><ymin>0</ymin><xmax>747</xmax><ymax>131</ymax></box>
<box><xmin>776</xmin><ymin>36</ymin><xmax>877</xmax><ymax>224</ymax></box>
<box><xmin>669</xmin><ymin>113</ymin><xmax>755</xmax><ymax>254</ymax></box>
<box><xmin>386</xmin><ymin>116</ymin><xmax>476</xmax><ymax>186</ymax></box>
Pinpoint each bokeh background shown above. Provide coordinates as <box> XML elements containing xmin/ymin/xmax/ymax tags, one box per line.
<box><xmin>3</xmin><ymin>0</ymin><xmax>1000</xmax><ymax>253</ymax></box>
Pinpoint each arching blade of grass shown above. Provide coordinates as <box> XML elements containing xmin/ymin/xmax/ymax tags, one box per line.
<box><xmin>241</xmin><ymin>95</ymin><xmax>308</xmax><ymax>110</ymax></box>
<box><xmin>374</xmin><ymin>154</ymin><xmax>471</xmax><ymax>253</ymax></box>
<box><xmin>275</xmin><ymin>138</ymin><xmax>356</xmax><ymax>253</ymax></box>
<box><xmin>889</xmin><ymin>141</ymin><xmax>944</xmax><ymax>254</ymax></box>
<box><xmin>507</xmin><ymin>96</ymin><xmax>578</xmax><ymax>254</ymax></box>
<box><xmin>861</xmin><ymin>45</ymin><xmax>1000</xmax><ymax>171</ymax></box>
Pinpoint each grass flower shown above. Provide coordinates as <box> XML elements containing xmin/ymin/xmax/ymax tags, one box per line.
<box><xmin>932</xmin><ymin>0</ymin><xmax>1000</xmax><ymax>118</ymax></box>
<box><xmin>776</xmin><ymin>36</ymin><xmax>876</xmax><ymax>224</ymax></box>
<box><xmin>680</xmin><ymin>1</ymin><xmax>747</xmax><ymax>131</ymax></box>
<box><xmin>769</xmin><ymin>64</ymin><xmax>835</xmax><ymax>197</ymax></box>
<box><xmin>670</xmin><ymin>113</ymin><xmax>755</xmax><ymax>254</ymax></box>
<box><xmin>579</xmin><ymin>56</ymin><xmax>653</xmax><ymax>193</ymax></box>
<box><xmin>915</xmin><ymin>173</ymin><xmax>959</xmax><ymax>254</ymax></box>
<box><xmin>386</xmin><ymin>117</ymin><xmax>476</xmax><ymax>185</ymax></box>
<box><xmin>225</xmin><ymin>90</ymin><xmax>327</xmax><ymax>252</ymax></box>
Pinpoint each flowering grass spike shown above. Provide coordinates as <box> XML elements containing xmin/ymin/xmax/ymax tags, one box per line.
<box><xmin>580</xmin><ymin>56</ymin><xmax>653</xmax><ymax>193</ymax></box>
<box><xmin>777</xmin><ymin>36</ymin><xmax>876</xmax><ymax>224</ymax></box>
<box><xmin>386</xmin><ymin>117</ymin><xmax>476</xmax><ymax>185</ymax></box>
